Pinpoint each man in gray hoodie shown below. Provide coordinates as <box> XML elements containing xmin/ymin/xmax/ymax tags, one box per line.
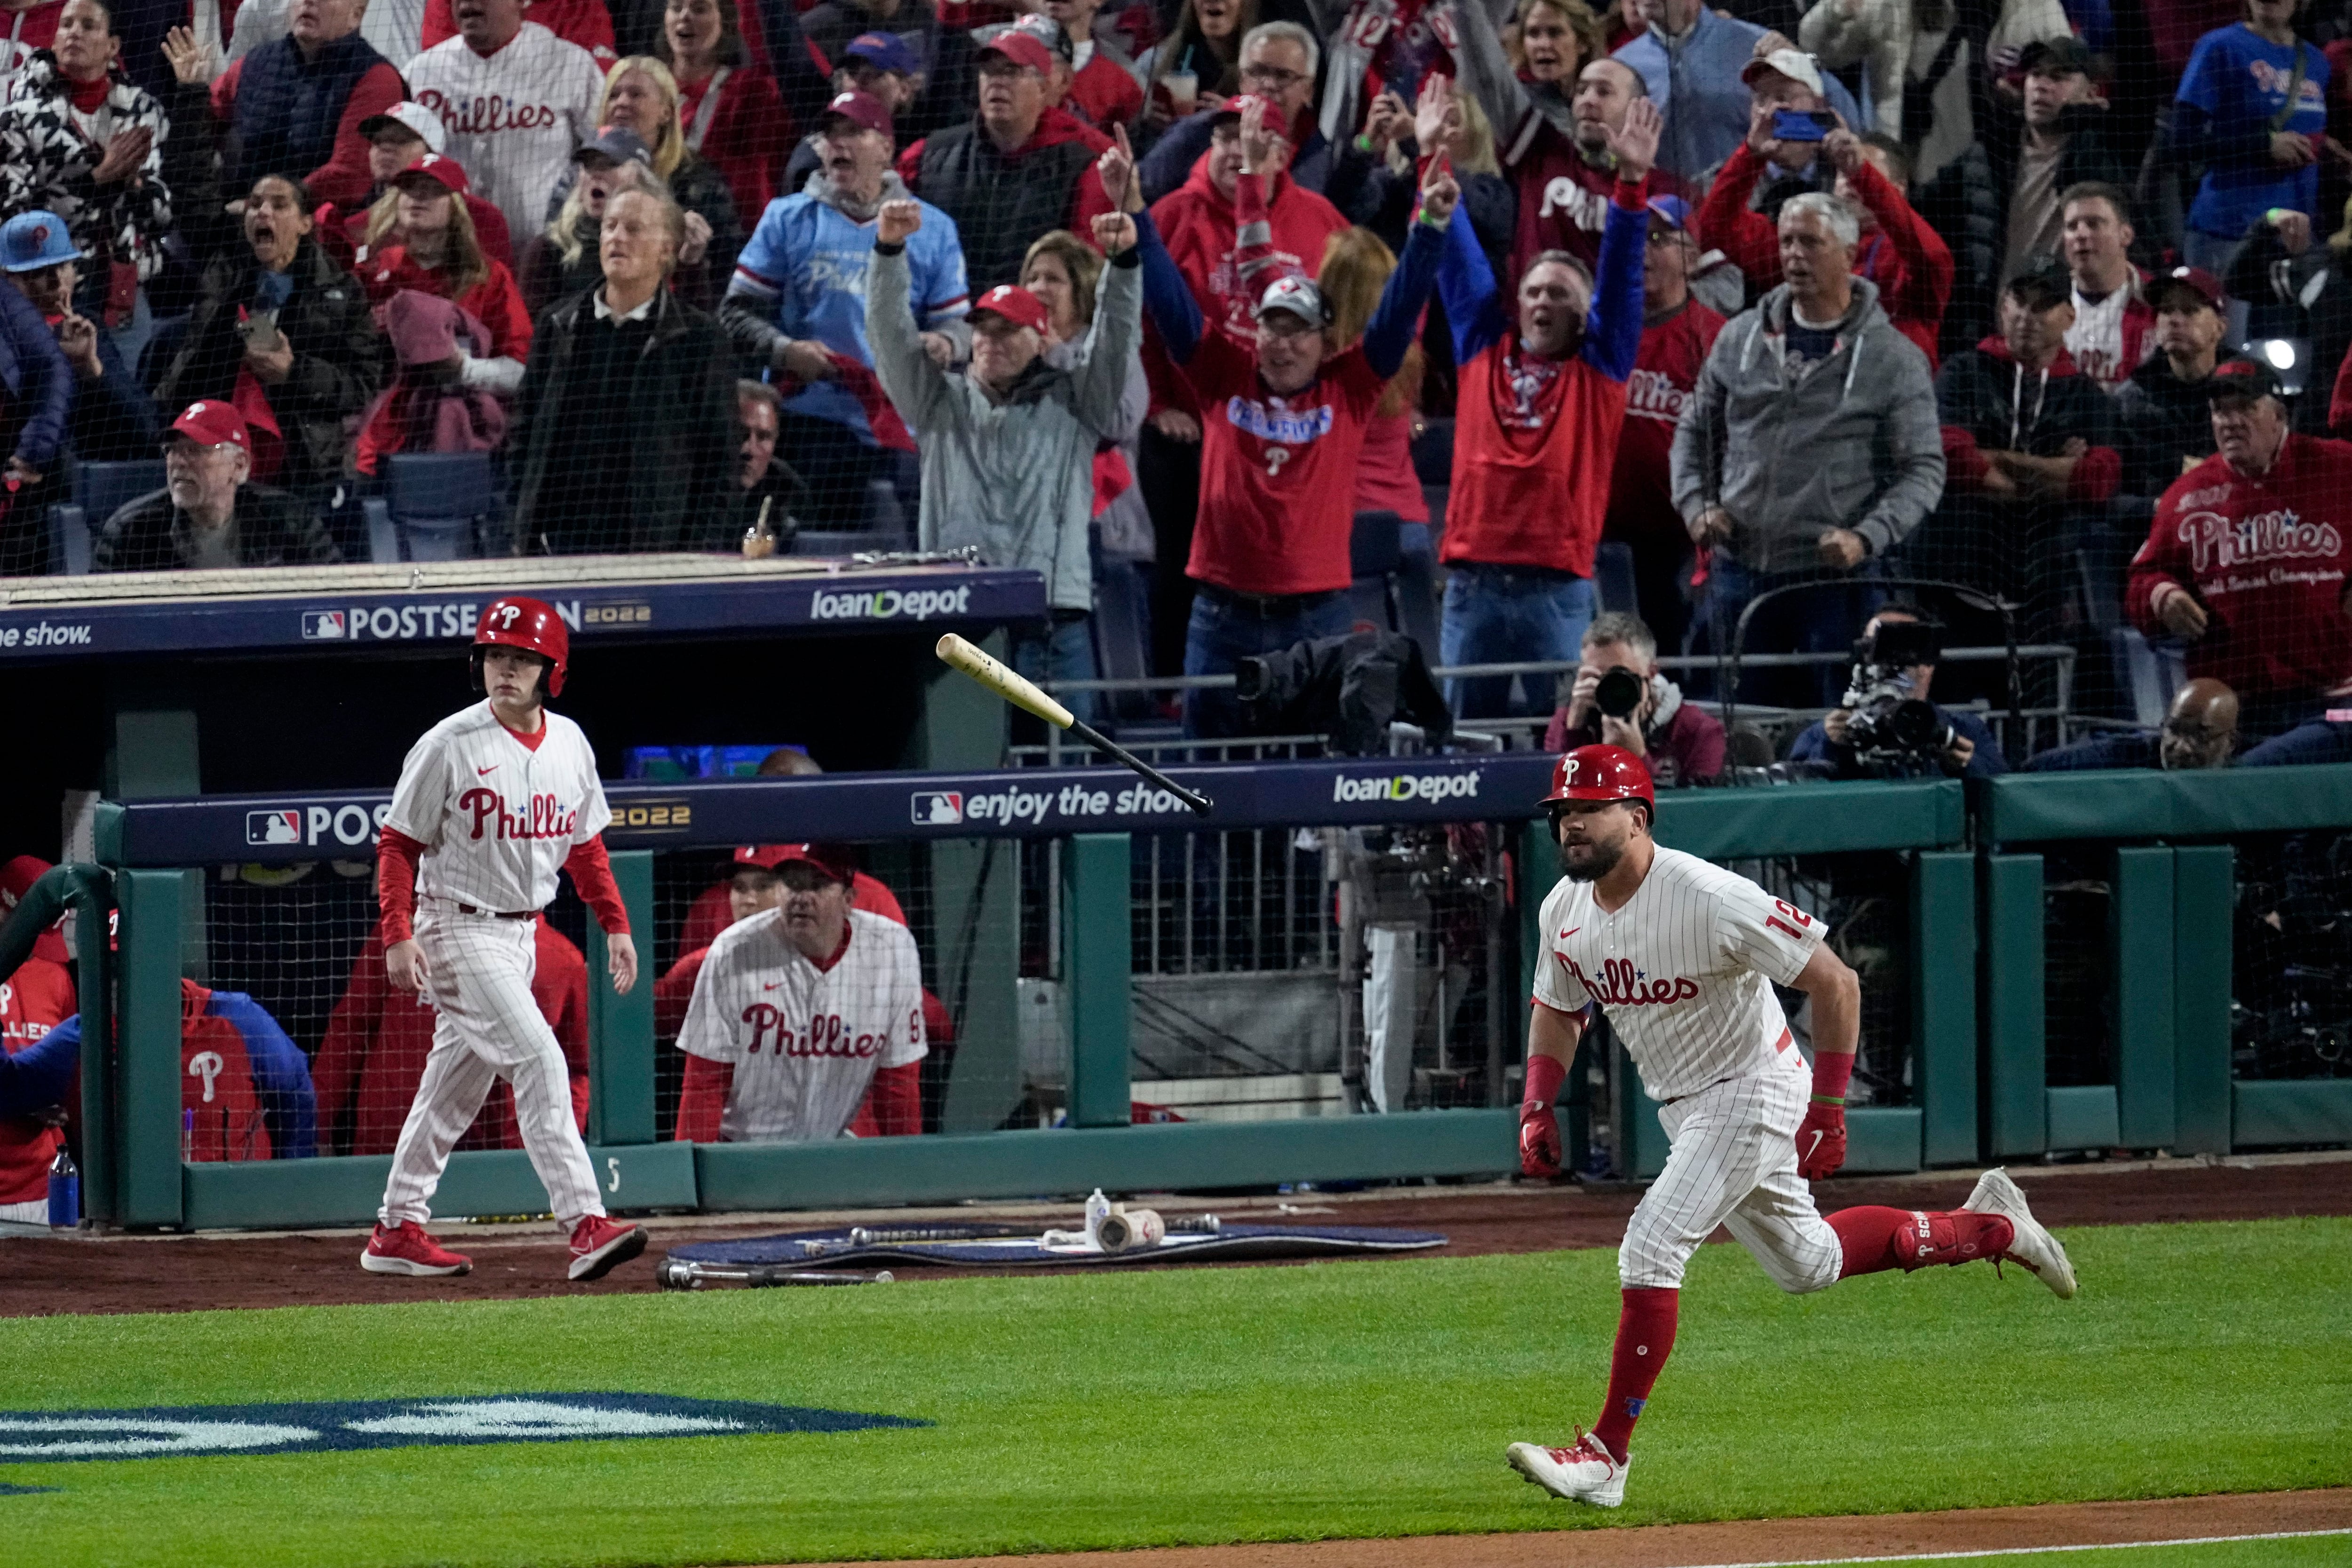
<box><xmin>1670</xmin><ymin>190</ymin><xmax>1944</xmax><ymax>706</ymax></box>
<box><xmin>868</xmin><ymin>131</ymin><xmax>1144</xmax><ymax>711</ymax></box>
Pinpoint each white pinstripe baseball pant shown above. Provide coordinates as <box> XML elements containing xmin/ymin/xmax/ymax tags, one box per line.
<box><xmin>379</xmin><ymin>901</ymin><xmax>604</xmax><ymax>1229</ymax></box>
<box><xmin>1619</xmin><ymin>1044</ymin><xmax>1843</xmax><ymax>1293</ymax></box>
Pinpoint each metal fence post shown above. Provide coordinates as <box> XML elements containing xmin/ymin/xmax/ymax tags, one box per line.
<box><xmin>588</xmin><ymin>850</ymin><xmax>656</xmax><ymax>1147</ymax></box>
<box><xmin>1981</xmin><ymin>852</ymin><xmax>2047</xmax><ymax>1158</ymax></box>
<box><xmin>2111</xmin><ymin>845</ymin><xmax>2177</xmax><ymax>1149</ymax></box>
<box><xmin>2171</xmin><ymin>843</ymin><xmax>2234</xmax><ymax>1154</ymax></box>
<box><xmin>1063</xmin><ymin>833</ymin><xmax>1132</xmax><ymax>1128</ymax></box>
<box><xmin>1911</xmin><ymin>850</ymin><xmax>1979</xmax><ymax>1165</ymax></box>
<box><xmin>116</xmin><ymin>869</ymin><xmax>186</xmax><ymax>1228</ymax></box>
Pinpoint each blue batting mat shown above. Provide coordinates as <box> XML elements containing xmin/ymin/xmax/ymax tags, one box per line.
<box><xmin>665</xmin><ymin>1222</ymin><xmax>1448</xmax><ymax>1270</ymax></box>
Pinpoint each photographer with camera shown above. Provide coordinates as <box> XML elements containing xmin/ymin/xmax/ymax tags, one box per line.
<box><xmin>1542</xmin><ymin>612</ymin><xmax>1725</xmax><ymax>786</ymax></box>
<box><xmin>1785</xmin><ymin>604</ymin><xmax>2007</xmax><ymax>779</ymax></box>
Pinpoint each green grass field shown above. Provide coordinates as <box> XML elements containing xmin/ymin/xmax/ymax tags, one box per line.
<box><xmin>1849</xmin><ymin>1541</ymin><xmax>2350</xmax><ymax>1566</ymax></box>
<box><xmin>2</xmin><ymin>1217</ymin><xmax>2346</xmax><ymax>1568</ymax></box>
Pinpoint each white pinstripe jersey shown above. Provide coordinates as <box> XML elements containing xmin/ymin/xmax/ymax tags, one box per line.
<box><xmin>677</xmin><ymin>907</ymin><xmax>928</xmax><ymax>1143</ymax></box>
<box><xmin>1532</xmin><ymin>847</ymin><xmax>1822</xmax><ymax>1101</ymax></box>
<box><xmin>384</xmin><ymin>702</ymin><xmax>613</xmax><ymax>914</ymax></box>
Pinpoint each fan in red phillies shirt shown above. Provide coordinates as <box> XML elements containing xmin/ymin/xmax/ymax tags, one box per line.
<box><xmin>1695</xmin><ymin>126</ymin><xmax>1950</xmax><ymax>370</ymax></box>
<box><xmin>1605</xmin><ymin>193</ymin><xmax>1722</xmax><ymax>651</ymax></box>
<box><xmin>2127</xmin><ymin>356</ymin><xmax>2352</xmax><ymax>735</ymax></box>
<box><xmin>1136</xmin><ymin>95</ymin><xmax>1456</xmax><ymax>734</ymax></box>
<box><xmin>1143</xmin><ymin>94</ymin><xmax>1350</xmax><ymax>423</ymax></box>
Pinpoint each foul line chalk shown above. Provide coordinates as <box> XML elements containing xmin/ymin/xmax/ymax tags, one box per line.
<box><xmin>1671</xmin><ymin>1525</ymin><xmax>2352</xmax><ymax>1568</ymax></box>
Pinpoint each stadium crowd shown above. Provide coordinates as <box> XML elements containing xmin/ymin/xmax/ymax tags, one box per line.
<box><xmin>0</xmin><ymin>0</ymin><xmax>2347</xmax><ymax>768</ymax></box>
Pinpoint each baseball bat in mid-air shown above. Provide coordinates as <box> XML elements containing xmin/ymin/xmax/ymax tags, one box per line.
<box><xmin>934</xmin><ymin>633</ymin><xmax>1214</xmax><ymax>816</ymax></box>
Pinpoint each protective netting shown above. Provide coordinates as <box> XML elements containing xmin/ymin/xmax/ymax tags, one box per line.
<box><xmin>3</xmin><ymin>0</ymin><xmax>2340</xmax><ymax>770</ymax></box>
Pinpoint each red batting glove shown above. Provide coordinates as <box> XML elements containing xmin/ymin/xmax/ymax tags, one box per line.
<box><xmin>1796</xmin><ymin>1099</ymin><xmax>1846</xmax><ymax>1179</ymax></box>
<box><xmin>1520</xmin><ymin>1052</ymin><xmax>1567</xmax><ymax>1179</ymax></box>
<box><xmin>1799</xmin><ymin>1048</ymin><xmax>1853</xmax><ymax>1180</ymax></box>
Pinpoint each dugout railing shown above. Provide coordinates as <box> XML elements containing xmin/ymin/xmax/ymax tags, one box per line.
<box><xmin>38</xmin><ymin>762</ymin><xmax>2352</xmax><ymax>1231</ymax></box>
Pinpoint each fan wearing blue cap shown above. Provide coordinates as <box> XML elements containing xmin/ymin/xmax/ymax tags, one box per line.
<box><xmin>0</xmin><ymin>211</ymin><xmax>75</xmax><ymax>564</ymax></box>
<box><xmin>0</xmin><ymin>209</ymin><xmax>160</xmax><ymax>474</ymax></box>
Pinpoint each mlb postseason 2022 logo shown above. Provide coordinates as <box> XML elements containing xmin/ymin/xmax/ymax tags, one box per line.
<box><xmin>0</xmin><ymin>1393</ymin><xmax>926</xmax><ymax>1465</ymax></box>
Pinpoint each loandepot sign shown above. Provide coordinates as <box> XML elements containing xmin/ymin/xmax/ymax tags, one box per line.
<box><xmin>0</xmin><ymin>1393</ymin><xmax>925</xmax><ymax>1463</ymax></box>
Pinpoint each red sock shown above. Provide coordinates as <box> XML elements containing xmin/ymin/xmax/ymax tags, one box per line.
<box><xmin>1828</xmin><ymin>1206</ymin><xmax>2015</xmax><ymax>1278</ymax></box>
<box><xmin>1591</xmin><ymin>1287</ymin><xmax>1677</xmax><ymax>1461</ymax></box>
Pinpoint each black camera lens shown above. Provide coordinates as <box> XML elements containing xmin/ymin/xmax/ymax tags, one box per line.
<box><xmin>1594</xmin><ymin>667</ymin><xmax>1644</xmax><ymax>720</ymax></box>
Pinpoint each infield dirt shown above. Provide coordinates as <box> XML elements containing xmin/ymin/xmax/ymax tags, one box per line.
<box><xmin>1</xmin><ymin>1151</ymin><xmax>2345</xmax><ymax>1318</ymax></box>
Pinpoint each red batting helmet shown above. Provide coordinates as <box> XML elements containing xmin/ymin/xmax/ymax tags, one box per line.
<box><xmin>473</xmin><ymin>595</ymin><xmax>568</xmax><ymax>696</ymax></box>
<box><xmin>1541</xmin><ymin>744</ymin><xmax>1655</xmax><ymax>819</ymax></box>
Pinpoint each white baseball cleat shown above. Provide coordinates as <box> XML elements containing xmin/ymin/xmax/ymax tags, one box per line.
<box><xmin>1964</xmin><ymin>1166</ymin><xmax>2078</xmax><ymax>1299</ymax></box>
<box><xmin>1506</xmin><ymin>1431</ymin><xmax>1629</xmax><ymax>1507</ymax></box>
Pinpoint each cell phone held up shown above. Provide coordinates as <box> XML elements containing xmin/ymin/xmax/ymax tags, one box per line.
<box><xmin>239</xmin><ymin>308</ymin><xmax>284</xmax><ymax>355</ymax></box>
<box><xmin>1772</xmin><ymin>108</ymin><xmax>1836</xmax><ymax>143</ymax></box>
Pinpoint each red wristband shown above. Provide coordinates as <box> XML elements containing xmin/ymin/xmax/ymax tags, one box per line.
<box><xmin>1812</xmin><ymin>1048</ymin><xmax>1855</xmax><ymax>1102</ymax></box>
<box><xmin>1522</xmin><ymin>1052</ymin><xmax>1568</xmax><ymax>1116</ymax></box>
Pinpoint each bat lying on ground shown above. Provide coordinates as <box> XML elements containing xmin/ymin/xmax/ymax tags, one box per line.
<box><xmin>935</xmin><ymin>633</ymin><xmax>1214</xmax><ymax>816</ymax></box>
<box><xmin>656</xmin><ymin>1260</ymin><xmax>895</xmax><ymax>1290</ymax></box>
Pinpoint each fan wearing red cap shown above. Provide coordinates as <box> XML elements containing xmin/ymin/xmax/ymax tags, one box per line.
<box><xmin>892</xmin><ymin>22</ymin><xmax>1120</xmax><ymax>290</ymax></box>
<box><xmin>352</xmin><ymin>154</ymin><xmax>534</xmax><ymax>379</ymax></box>
<box><xmin>0</xmin><ymin>856</ymin><xmax>77</xmax><ymax>1221</ymax></box>
<box><xmin>868</xmin><ymin>134</ymin><xmax>1145</xmax><ymax>706</ymax></box>
<box><xmin>673</xmin><ymin>841</ymin><xmax>930</xmax><ymax>1146</ymax></box>
<box><xmin>360</xmin><ymin>594</ymin><xmax>649</xmax><ymax>1285</ymax></box>
<box><xmin>1504</xmin><ymin>746</ymin><xmax>2073</xmax><ymax>1511</ymax></box>
<box><xmin>91</xmin><ymin>403</ymin><xmax>344</xmax><ymax>573</ymax></box>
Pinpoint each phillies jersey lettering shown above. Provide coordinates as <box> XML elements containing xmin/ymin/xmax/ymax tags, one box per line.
<box><xmin>384</xmin><ymin>702</ymin><xmax>612</xmax><ymax>914</ymax></box>
<box><xmin>459</xmin><ymin>789</ymin><xmax>582</xmax><ymax>841</ymax></box>
<box><xmin>1532</xmin><ymin>847</ymin><xmax>1822</xmax><ymax>1101</ymax></box>
<box><xmin>1624</xmin><ymin>366</ymin><xmax>1690</xmax><ymax>426</ymax></box>
<box><xmin>678</xmin><ymin>908</ymin><xmax>927</xmax><ymax>1144</ymax></box>
<box><xmin>2171</xmin><ymin>507</ymin><xmax>2344</xmax><ymax>572</ymax></box>
<box><xmin>1225</xmin><ymin>396</ymin><xmax>1336</xmax><ymax>444</ymax></box>
<box><xmin>407</xmin><ymin>22</ymin><xmax>604</xmax><ymax>240</ymax></box>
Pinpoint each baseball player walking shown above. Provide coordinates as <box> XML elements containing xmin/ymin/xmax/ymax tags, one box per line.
<box><xmin>360</xmin><ymin>596</ymin><xmax>648</xmax><ymax>1283</ymax></box>
<box><xmin>1507</xmin><ymin>745</ymin><xmax>2074</xmax><ymax>1508</ymax></box>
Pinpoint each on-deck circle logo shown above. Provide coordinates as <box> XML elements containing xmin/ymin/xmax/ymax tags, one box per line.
<box><xmin>811</xmin><ymin>586</ymin><xmax>972</xmax><ymax>623</ymax></box>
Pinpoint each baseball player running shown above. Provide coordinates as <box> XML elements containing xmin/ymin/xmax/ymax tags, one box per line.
<box><xmin>1506</xmin><ymin>745</ymin><xmax>2074</xmax><ymax>1508</ymax></box>
<box><xmin>673</xmin><ymin>843</ymin><xmax>926</xmax><ymax>1143</ymax></box>
<box><xmin>360</xmin><ymin>595</ymin><xmax>647</xmax><ymax>1283</ymax></box>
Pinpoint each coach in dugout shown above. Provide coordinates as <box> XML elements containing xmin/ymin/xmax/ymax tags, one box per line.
<box><xmin>673</xmin><ymin>843</ymin><xmax>927</xmax><ymax>1144</ymax></box>
<box><xmin>2126</xmin><ymin>356</ymin><xmax>2352</xmax><ymax>744</ymax></box>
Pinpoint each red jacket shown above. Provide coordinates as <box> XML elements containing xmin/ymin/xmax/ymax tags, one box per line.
<box><xmin>2126</xmin><ymin>434</ymin><xmax>2352</xmax><ymax>701</ymax></box>
<box><xmin>1144</xmin><ymin>157</ymin><xmax>1349</xmax><ymax>417</ymax></box>
<box><xmin>421</xmin><ymin>0</ymin><xmax>616</xmax><ymax>63</ymax></box>
<box><xmin>1696</xmin><ymin>144</ymin><xmax>1951</xmax><ymax>368</ymax></box>
<box><xmin>355</xmin><ymin>249</ymin><xmax>535</xmax><ymax>362</ymax></box>
<box><xmin>1067</xmin><ymin>50</ymin><xmax>1144</xmax><ymax>131</ymax></box>
<box><xmin>0</xmin><ymin>953</ymin><xmax>74</xmax><ymax>1204</ymax></box>
<box><xmin>343</xmin><ymin>194</ymin><xmax>516</xmax><ymax>270</ymax></box>
<box><xmin>1607</xmin><ymin>298</ymin><xmax>1726</xmax><ymax>554</ymax></box>
<box><xmin>678</xmin><ymin>66</ymin><xmax>790</xmax><ymax>231</ymax></box>
<box><xmin>181</xmin><ymin>982</ymin><xmax>270</xmax><ymax>1164</ymax></box>
<box><xmin>311</xmin><ymin>916</ymin><xmax>589</xmax><ymax>1156</ymax></box>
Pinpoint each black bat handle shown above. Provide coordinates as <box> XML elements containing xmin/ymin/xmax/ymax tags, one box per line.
<box><xmin>1068</xmin><ymin>719</ymin><xmax>1216</xmax><ymax>816</ymax></box>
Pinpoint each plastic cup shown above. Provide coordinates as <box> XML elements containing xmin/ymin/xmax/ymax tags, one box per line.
<box><xmin>1165</xmin><ymin>71</ymin><xmax>1198</xmax><ymax>110</ymax></box>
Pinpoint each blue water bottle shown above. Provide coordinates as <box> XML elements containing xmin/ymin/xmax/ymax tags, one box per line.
<box><xmin>47</xmin><ymin>1146</ymin><xmax>79</xmax><ymax>1228</ymax></box>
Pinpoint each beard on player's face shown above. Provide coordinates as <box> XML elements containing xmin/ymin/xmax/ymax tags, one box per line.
<box><xmin>1554</xmin><ymin>802</ymin><xmax>1640</xmax><ymax>882</ymax></box>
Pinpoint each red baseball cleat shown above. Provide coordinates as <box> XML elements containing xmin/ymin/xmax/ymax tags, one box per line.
<box><xmin>567</xmin><ymin>1215</ymin><xmax>646</xmax><ymax>1281</ymax></box>
<box><xmin>361</xmin><ymin>1221</ymin><xmax>472</xmax><ymax>1276</ymax></box>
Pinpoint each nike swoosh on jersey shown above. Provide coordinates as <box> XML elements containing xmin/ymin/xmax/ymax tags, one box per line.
<box><xmin>1559</xmin><ymin>927</ymin><xmax>1580</xmax><ymax>939</ymax></box>
<box><xmin>763</xmin><ymin>982</ymin><xmax>784</xmax><ymax>991</ymax></box>
<box><xmin>476</xmin><ymin>766</ymin><xmax>498</xmax><ymax>776</ymax></box>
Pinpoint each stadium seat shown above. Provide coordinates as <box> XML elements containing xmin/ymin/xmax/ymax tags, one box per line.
<box><xmin>2110</xmin><ymin>627</ymin><xmax>2187</xmax><ymax>728</ymax></box>
<box><xmin>365</xmin><ymin>452</ymin><xmax>498</xmax><ymax>562</ymax></box>
<box><xmin>1090</xmin><ymin>557</ymin><xmax>1158</xmax><ymax>724</ymax></box>
<box><xmin>48</xmin><ymin>459</ymin><xmax>169</xmax><ymax>575</ymax></box>
<box><xmin>1595</xmin><ymin>541</ymin><xmax>1638</xmax><ymax>615</ymax></box>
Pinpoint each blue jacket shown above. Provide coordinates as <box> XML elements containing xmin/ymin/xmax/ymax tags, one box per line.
<box><xmin>0</xmin><ymin>283</ymin><xmax>72</xmax><ymax>471</ymax></box>
<box><xmin>39</xmin><ymin>991</ymin><xmax>319</xmax><ymax>1159</ymax></box>
<box><xmin>1787</xmin><ymin>703</ymin><xmax>2007</xmax><ymax>780</ymax></box>
<box><xmin>1617</xmin><ymin>11</ymin><xmax>1863</xmax><ymax>184</ymax></box>
<box><xmin>0</xmin><ymin>1019</ymin><xmax>78</xmax><ymax>1119</ymax></box>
